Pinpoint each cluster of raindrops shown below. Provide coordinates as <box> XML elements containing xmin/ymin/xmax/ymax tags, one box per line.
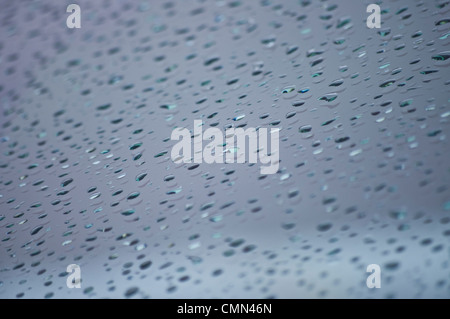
<box><xmin>0</xmin><ymin>0</ymin><xmax>449</xmax><ymax>298</ymax></box>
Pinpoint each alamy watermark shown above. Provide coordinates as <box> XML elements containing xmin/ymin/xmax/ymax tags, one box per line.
<box><xmin>170</xmin><ymin>120</ymin><xmax>280</xmax><ymax>174</ymax></box>
<box><xmin>366</xmin><ymin>264</ymin><xmax>381</xmax><ymax>288</ymax></box>
<box><xmin>67</xmin><ymin>4</ymin><xmax>380</xmax><ymax>30</ymax></box>
<box><xmin>366</xmin><ymin>4</ymin><xmax>381</xmax><ymax>29</ymax></box>
<box><xmin>66</xmin><ymin>4</ymin><xmax>81</xmax><ymax>28</ymax></box>
<box><xmin>66</xmin><ymin>264</ymin><xmax>81</xmax><ymax>288</ymax></box>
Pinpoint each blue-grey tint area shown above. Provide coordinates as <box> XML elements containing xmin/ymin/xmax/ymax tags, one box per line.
<box><xmin>0</xmin><ymin>0</ymin><xmax>449</xmax><ymax>298</ymax></box>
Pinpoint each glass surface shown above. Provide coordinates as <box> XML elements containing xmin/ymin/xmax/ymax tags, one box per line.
<box><xmin>0</xmin><ymin>0</ymin><xmax>449</xmax><ymax>298</ymax></box>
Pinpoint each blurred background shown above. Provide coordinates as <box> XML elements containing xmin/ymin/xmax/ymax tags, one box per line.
<box><xmin>0</xmin><ymin>0</ymin><xmax>449</xmax><ymax>298</ymax></box>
